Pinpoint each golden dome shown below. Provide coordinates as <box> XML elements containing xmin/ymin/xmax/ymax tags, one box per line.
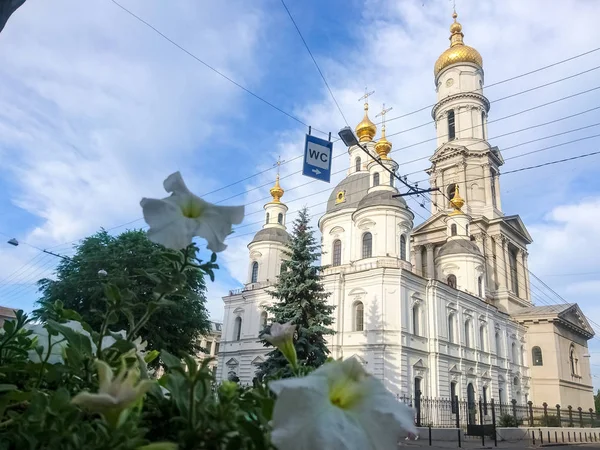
<box><xmin>449</xmin><ymin>184</ymin><xmax>465</xmax><ymax>215</ymax></box>
<box><xmin>355</xmin><ymin>102</ymin><xmax>377</xmax><ymax>142</ymax></box>
<box><xmin>269</xmin><ymin>174</ymin><xmax>284</xmax><ymax>203</ymax></box>
<box><xmin>375</xmin><ymin>126</ymin><xmax>392</xmax><ymax>159</ymax></box>
<box><xmin>434</xmin><ymin>12</ymin><xmax>483</xmax><ymax>78</ymax></box>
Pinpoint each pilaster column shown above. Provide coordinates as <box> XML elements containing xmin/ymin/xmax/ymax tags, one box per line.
<box><xmin>482</xmin><ymin>163</ymin><xmax>492</xmax><ymax>208</ymax></box>
<box><xmin>210</xmin><ymin>339</ymin><xmax>217</xmax><ymax>357</ymax></box>
<box><xmin>522</xmin><ymin>250</ymin><xmax>531</xmax><ymax>301</ymax></box>
<box><xmin>426</xmin><ymin>244</ymin><xmax>435</xmax><ymax>279</ymax></box>
<box><xmin>493</xmin><ymin>235</ymin><xmax>505</xmax><ymax>291</ymax></box>
<box><xmin>502</xmin><ymin>237</ymin><xmax>511</xmax><ymax>292</ymax></box>
<box><xmin>516</xmin><ymin>248</ymin><xmax>526</xmax><ymax>299</ymax></box>
<box><xmin>430</xmin><ymin>174</ymin><xmax>439</xmax><ymax>210</ymax></box>
<box><xmin>415</xmin><ymin>245</ymin><xmax>423</xmax><ymax>277</ymax></box>
<box><xmin>494</xmin><ymin>172</ymin><xmax>502</xmax><ymax>211</ymax></box>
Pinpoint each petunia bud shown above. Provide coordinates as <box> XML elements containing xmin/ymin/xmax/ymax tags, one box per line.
<box><xmin>264</xmin><ymin>321</ymin><xmax>297</xmax><ymax>370</ymax></box>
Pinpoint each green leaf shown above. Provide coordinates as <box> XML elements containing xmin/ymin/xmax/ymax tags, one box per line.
<box><xmin>210</xmin><ymin>252</ymin><xmax>217</xmax><ymax>263</ymax></box>
<box><xmin>137</xmin><ymin>442</ymin><xmax>178</xmax><ymax>450</ymax></box>
<box><xmin>160</xmin><ymin>350</ymin><xmax>182</xmax><ymax>370</ymax></box>
<box><xmin>144</xmin><ymin>349</ymin><xmax>160</xmax><ymax>364</ymax></box>
<box><xmin>47</xmin><ymin>320</ymin><xmax>93</xmax><ymax>356</ymax></box>
<box><xmin>0</xmin><ymin>384</ymin><xmax>17</xmax><ymax>392</ymax></box>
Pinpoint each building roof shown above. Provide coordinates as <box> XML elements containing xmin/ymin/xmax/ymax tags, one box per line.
<box><xmin>0</xmin><ymin>306</ymin><xmax>16</xmax><ymax>319</ymax></box>
<box><xmin>249</xmin><ymin>227</ymin><xmax>290</xmax><ymax>245</ymax></box>
<box><xmin>437</xmin><ymin>239</ymin><xmax>482</xmax><ymax>257</ymax></box>
<box><xmin>512</xmin><ymin>304</ymin><xmax>573</xmax><ymax>317</ymax></box>
<box><xmin>355</xmin><ymin>189</ymin><xmax>407</xmax><ymax>212</ymax></box>
<box><xmin>325</xmin><ymin>172</ymin><xmax>370</xmax><ymax>214</ymax></box>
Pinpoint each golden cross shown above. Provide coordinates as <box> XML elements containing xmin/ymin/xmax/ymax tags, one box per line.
<box><xmin>358</xmin><ymin>87</ymin><xmax>375</xmax><ymax>104</ymax></box>
<box><xmin>273</xmin><ymin>155</ymin><xmax>284</xmax><ymax>175</ymax></box>
<box><xmin>376</xmin><ymin>103</ymin><xmax>393</xmax><ymax>127</ymax></box>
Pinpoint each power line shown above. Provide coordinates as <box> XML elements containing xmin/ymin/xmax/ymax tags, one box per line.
<box><xmin>109</xmin><ymin>0</ymin><xmax>329</xmax><ymax>137</ymax></box>
<box><xmin>279</xmin><ymin>0</ymin><xmax>348</xmax><ymax>125</ymax></box>
<box><xmin>41</xmin><ymin>64</ymin><xmax>600</xmax><ymax>252</ymax></box>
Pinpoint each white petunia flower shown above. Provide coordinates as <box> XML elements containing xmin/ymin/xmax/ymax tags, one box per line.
<box><xmin>263</xmin><ymin>321</ymin><xmax>297</xmax><ymax>368</ymax></box>
<box><xmin>72</xmin><ymin>360</ymin><xmax>154</xmax><ymax>414</ymax></box>
<box><xmin>140</xmin><ymin>171</ymin><xmax>244</xmax><ymax>251</ymax></box>
<box><xmin>269</xmin><ymin>358</ymin><xmax>418</xmax><ymax>450</ymax></box>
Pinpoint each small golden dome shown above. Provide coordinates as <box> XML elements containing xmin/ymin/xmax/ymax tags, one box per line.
<box><xmin>434</xmin><ymin>12</ymin><xmax>483</xmax><ymax>78</ymax></box>
<box><xmin>269</xmin><ymin>174</ymin><xmax>284</xmax><ymax>203</ymax></box>
<box><xmin>449</xmin><ymin>184</ymin><xmax>465</xmax><ymax>215</ymax></box>
<box><xmin>355</xmin><ymin>102</ymin><xmax>377</xmax><ymax>142</ymax></box>
<box><xmin>375</xmin><ymin>126</ymin><xmax>392</xmax><ymax>159</ymax></box>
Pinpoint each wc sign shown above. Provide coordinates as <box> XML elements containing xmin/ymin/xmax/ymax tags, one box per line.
<box><xmin>302</xmin><ymin>134</ymin><xmax>333</xmax><ymax>182</ymax></box>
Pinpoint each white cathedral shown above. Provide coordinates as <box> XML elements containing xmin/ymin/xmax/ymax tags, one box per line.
<box><xmin>217</xmin><ymin>13</ymin><xmax>595</xmax><ymax>410</ymax></box>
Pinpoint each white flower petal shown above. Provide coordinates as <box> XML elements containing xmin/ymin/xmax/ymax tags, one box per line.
<box><xmin>142</xmin><ymin>200</ymin><xmax>196</xmax><ymax>250</ymax></box>
<box><xmin>195</xmin><ymin>203</ymin><xmax>245</xmax><ymax>252</ymax></box>
<box><xmin>163</xmin><ymin>171</ymin><xmax>191</xmax><ymax>195</ymax></box>
<box><xmin>140</xmin><ymin>198</ymin><xmax>181</xmax><ymax>229</ymax></box>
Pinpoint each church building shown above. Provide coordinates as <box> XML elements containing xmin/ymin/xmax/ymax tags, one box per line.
<box><xmin>217</xmin><ymin>12</ymin><xmax>595</xmax><ymax>410</ymax></box>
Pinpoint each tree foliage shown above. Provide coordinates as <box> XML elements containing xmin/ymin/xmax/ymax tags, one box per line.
<box><xmin>35</xmin><ymin>229</ymin><xmax>210</xmax><ymax>358</ymax></box>
<box><xmin>258</xmin><ymin>207</ymin><xmax>335</xmax><ymax>379</ymax></box>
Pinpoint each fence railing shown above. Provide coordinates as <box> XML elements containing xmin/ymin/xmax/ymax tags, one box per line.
<box><xmin>398</xmin><ymin>392</ymin><xmax>599</xmax><ymax>431</ymax></box>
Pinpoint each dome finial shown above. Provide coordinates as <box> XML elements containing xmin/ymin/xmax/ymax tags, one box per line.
<box><xmin>355</xmin><ymin>87</ymin><xmax>377</xmax><ymax>142</ymax></box>
<box><xmin>434</xmin><ymin>9</ymin><xmax>483</xmax><ymax>77</ymax></box>
<box><xmin>449</xmin><ymin>184</ymin><xmax>465</xmax><ymax>215</ymax></box>
<box><xmin>269</xmin><ymin>156</ymin><xmax>285</xmax><ymax>203</ymax></box>
<box><xmin>375</xmin><ymin>103</ymin><xmax>393</xmax><ymax>159</ymax></box>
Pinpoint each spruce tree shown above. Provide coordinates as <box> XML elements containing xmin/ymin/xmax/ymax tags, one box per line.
<box><xmin>258</xmin><ymin>206</ymin><xmax>335</xmax><ymax>378</ymax></box>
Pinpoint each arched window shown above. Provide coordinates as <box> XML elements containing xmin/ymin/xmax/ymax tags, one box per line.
<box><xmin>478</xmin><ymin>276</ymin><xmax>483</xmax><ymax>297</ymax></box>
<box><xmin>250</xmin><ymin>261</ymin><xmax>259</xmax><ymax>283</ymax></box>
<box><xmin>373</xmin><ymin>172</ymin><xmax>380</xmax><ymax>187</ymax></box>
<box><xmin>465</xmin><ymin>224</ymin><xmax>469</xmax><ymax>235</ymax></box>
<box><xmin>570</xmin><ymin>345</ymin><xmax>577</xmax><ymax>375</ymax></box>
<box><xmin>234</xmin><ymin>316</ymin><xmax>242</xmax><ymax>341</ymax></box>
<box><xmin>448</xmin><ymin>109</ymin><xmax>456</xmax><ymax>140</ymax></box>
<box><xmin>495</xmin><ymin>332</ymin><xmax>502</xmax><ymax>356</ymax></box>
<box><xmin>448</xmin><ymin>314</ymin><xmax>455</xmax><ymax>343</ymax></box>
<box><xmin>511</xmin><ymin>342</ymin><xmax>518</xmax><ymax>364</ymax></box>
<box><xmin>412</xmin><ymin>304</ymin><xmax>421</xmax><ymax>336</ymax></box>
<box><xmin>354</xmin><ymin>302</ymin><xmax>364</xmax><ymax>331</ymax></box>
<box><xmin>400</xmin><ymin>235</ymin><xmax>407</xmax><ymax>261</ymax></box>
<box><xmin>448</xmin><ymin>183</ymin><xmax>456</xmax><ymax>200</ymax></box>
<box><xmin>332</xmin><ymin>239</ymin><xmax>342</xmax><ymax>266</ymax></box>
<box><xmin>265</xmin><ymin>213</ymin><xmax>270</xmax><ymax>224</ymax></box>
<box><xmin>421</xmin><ymin>246</ymin><xmax>428</xmax><ymax>275</ymax></box>
<box><xmin>450</xmin><ymin>224</ymin><xmax>457</xmax><ymax>236</ymax></box>
<box><xmin>479</xmin><ymin>324</ymin><xmax>487</xmax><ymax>352</ymax></box>
<box><xmin>362</xmin><ymin>232</ymin><xmax>372</xmax><ymax>258</ymax></box>
<box><xmin>481</xmin><ymin>111</ymin><xmax>486</xmax><ymax>140</ymax></box>
<box><xmin>390</xmin><ymin>173</ymin><xmax>394</xmax><ymax>186</ymax></box>
<box><xmin>532</xmin><ymin>346</ymin><xmax>543</xmax><ymax>366</ymax></box>
<box><xmin>259</xmin><ymin>311</ymin><xmax>268</xmax><ymax>330</ymax></box>
<box><xmin>355</xmin><ymin>156</ymin><xmax>361</xmax><ymax>172</ymax></box>
<box><xmin>447</xmin><ymin>274</ymin><xmax>457</xmax><ymax>289</ymax></box>
<box><xmin>464</xmin><ymin>319</ymin><xmax>472</xmax><ymax>348</ymax></box>
<box><xmin>277</xmin><ymin>213</ymin><xmax>283</xmax><ymax>225</ymax></box>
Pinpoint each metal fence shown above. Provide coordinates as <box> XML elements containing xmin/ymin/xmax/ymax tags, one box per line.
<box><xmin>397</xmin><ymin>392</ymin><xmax>599</xmax><ymax>431</ymax></box>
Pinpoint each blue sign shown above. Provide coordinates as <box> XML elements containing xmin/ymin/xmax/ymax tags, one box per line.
<box><xmin>302</xmin><ymin>134</ymin><xmax>333</xmax><ymax>182</ymax></box>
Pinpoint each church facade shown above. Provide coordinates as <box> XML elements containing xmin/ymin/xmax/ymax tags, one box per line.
<box><xmin>217</xmin><ymin>13</ymin><xmax>595</xmax><ymax>410</ymax></box>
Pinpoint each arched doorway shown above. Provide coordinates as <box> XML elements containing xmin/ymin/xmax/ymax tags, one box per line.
<box><xmin>467</xmin><ymin>383</ymin><xmax>476</xmax><ymax>425</ymax></box>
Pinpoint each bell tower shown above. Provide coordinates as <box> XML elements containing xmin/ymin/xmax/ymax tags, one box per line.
<box><xmin>427</xmin><ymin>12</ymin><xmax>503</xmax><ymax>221</ymax></box>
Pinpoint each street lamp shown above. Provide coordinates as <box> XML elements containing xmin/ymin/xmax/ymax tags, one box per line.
<box><xmin>338</xmin><ymin>126</ymin><xmax>359</xmax><ymax>147</ymax></box>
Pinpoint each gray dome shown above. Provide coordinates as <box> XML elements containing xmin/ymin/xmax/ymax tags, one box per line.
<box><xmin>326</xmin><ymin>173</ymin><xmax>370</xmax><ymax>213</ymax></box>
<box><xmin>437</xmin><ymin>239</ymin><xmax>482</xmax><ymax>257</ymax></box>
<box><xmin>355</xmin><ymin>190</ymin><xmax>407</xmax><ymax>212</ymax></box>
<box><xmin>250</xmin><ymin>227</ymin><xmax>289</xmax><ymax>245</ymax></box>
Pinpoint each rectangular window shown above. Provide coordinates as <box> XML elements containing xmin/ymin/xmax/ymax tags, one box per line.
<box><xmin>448</xmin><ymin>110</ymin><xmax>456</xmax><ymax>141</ymax></box>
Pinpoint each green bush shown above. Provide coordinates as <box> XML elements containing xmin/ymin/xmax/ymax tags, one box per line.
<box><xmin>539</xmin><ymin>415</ymin><xmax>562</xmax><ymax>427</ymax></box>
<box><xmin>498</xmin><ymin>413</ymin><xmax>523</xmax><ymax>427</ymax></box>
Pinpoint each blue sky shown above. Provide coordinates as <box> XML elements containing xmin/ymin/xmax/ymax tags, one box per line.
<box><xmin>2</xmin><ymin>0</ymin><xmax>600</xmax><ymax>386</ymax></box>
